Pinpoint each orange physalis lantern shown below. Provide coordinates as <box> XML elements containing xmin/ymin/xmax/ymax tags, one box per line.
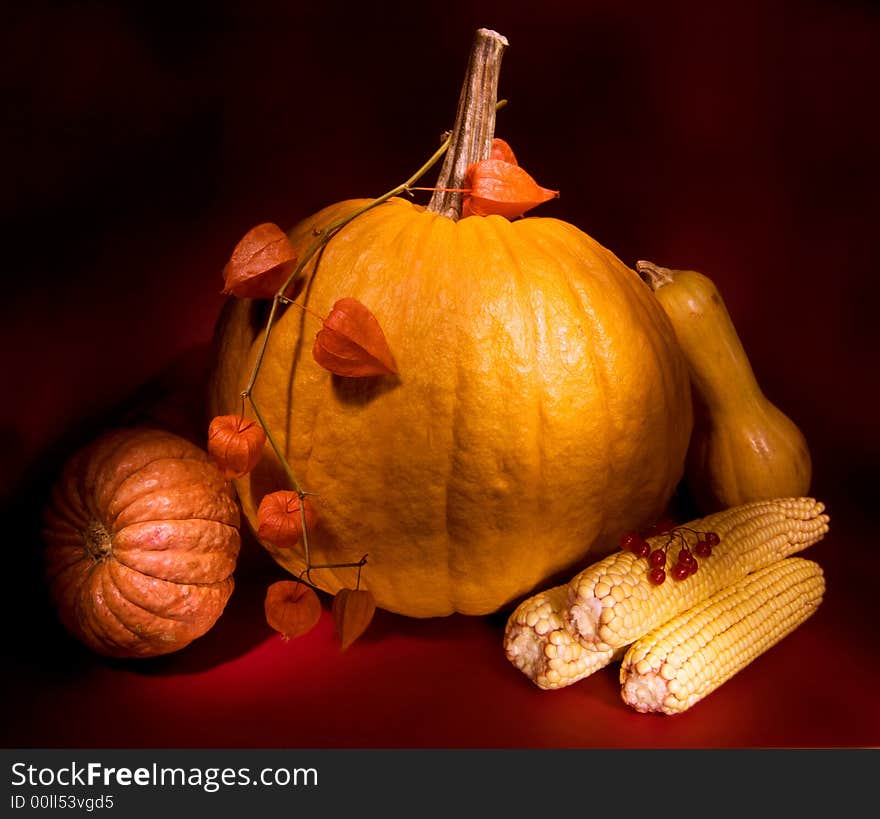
<box><xmin>489</xmin><ymin>137</ymin><xmax>518</xmax><ymax>165</ymax></box>
<box><xmin>331</xmin><ymin>588</ymin><xmax>377</xmax><ymax>651</ymax></box>
<box><xmin>222</xmin><ymin>222</ymin><xmax>298</xmax><ymax>299</ymax></box>
<box><xmin>207</xmin><ymin>415</ymin><xmax>266</xmax><ymax>479</ymax></box>
<box><xmin>312</xmin><ymin>297</ymin><xmax>397</xmax><ymax>377</ymax></box>
<box><xmin>256</xmin><ymin>491</ymin><xmax>318</xmax><ymax>549</ymax></box>
<box><xmin>462</xmin><ymin>158</ymin><xmax>559</xmax><ymax>220</ymax></box>
<box><xmin>264</xmin><ymin>581</ymin><xmax>322</xmax><ymax>640</ymax></box>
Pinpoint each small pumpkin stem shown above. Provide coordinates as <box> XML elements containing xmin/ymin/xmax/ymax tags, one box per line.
<box><xmin>636</xmin><ymin>259</ymin><xmax>675</xmax><ymax>291</ymax></box>
<box><xmin>427</xmin><ymin>28</ymin><xmax>508</xmax><ymax>220</ymax></box>
<box><xmin>83</xmin><ymin>521</ymin><xmax>113</xmax><ymax>561</ymax></box>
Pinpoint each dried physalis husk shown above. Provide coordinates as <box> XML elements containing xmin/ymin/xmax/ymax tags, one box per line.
<box><xmin>312</xmin><ymin>297</ymin><xmax>397</xmax><ymax>377</ymax></box>
<box><xmin>222</xmin><ymin>222</ymin><xmax>298</xmax><ymax>299</ymax></box>
<box><xmin>331</xmin><ymin>588</ymin><xmax>376</xmax><ymax>651</ymax></box>
<box><xmin>264</xmin><ymin>581</ymin><xmax>322</xmax><ymax>640</ymax></box>
<box><xmin>489</xmin><ymin>137</ymin><xmax>518</xmax><ymax>165</ymax></box>
<box><xmin>256</xmin><ymin>491</ymin><xmax>318</xmax><ymax>549</ymax></box>
<box><xmin>207</xmin><ymin>415</ymin><xmax>266</xmax><ymax>479</ymax></box>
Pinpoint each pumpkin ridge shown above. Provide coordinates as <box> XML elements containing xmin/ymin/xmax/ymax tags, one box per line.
<box><xmin>47</xmin><ymin>471</ymin><xmax>90</xmax><ymax>531</ymax></box>
<box><xmin>566</xmin><ymin>283</ymin><xmax>615</xmax><ymax>538</ymax></box>
<box><xmin>42</xmin><ymin>501</ymin><xmax>87</xmax><ymax>544</ymax></box>
<box><xmin>96</xmin><ymin>566</ymin><xmax>148</xmax><ymax>644</ymax></box>
<box><xmin>122</xmin><ymin>568</ymin><xmax>220</xmax><ymax>656</ymax></box>
<box><xmin>43</xmin><ymin>543</ymin><xmax>88</xmax><ymax>582</ymax></box>
<box><xmin>112</xmin><ymin>516</ymin><xmax>241</xmax><ymax>535</ymax></box>
<box><xmin>46</xmin><ymin>563</ymin><xmax>79</xmax><ymax>641</ymax></box>
<box><xmin>79</xmin><ymin>429</ymin><xmax>139</xmax><ymax>493</ymax></box>
<box><xmin>440</xmin><ymin>216</ymin><xmax>467</xmax><ymax>612</ymax></box>
<box><xmin>418</xmin><ymin>210</ymin><xmax>459</xmax><ymax>604</ymax></box>
<box><xmin>76</xmin><ymin>566</ymin><xmax>137</xmax><ymax>655</ymax></box>
<box><xmin>543</xmin><ymin>229</ymin><xmax>615</xmax><ymax>547</ymax></box>
<box><xmin>100</xmin><ymin>563</ymin><xmax>209</xmax><ymax>650</ymax></box>
<box><xmin>86</xmin><ymin>429</ymin><xmax>193</xmax><ymax>514</ymax></box>
<box><xmin>501</xmin><ymin>219</ymin><xmax>564</xmax><ymax>601</ymax></box>
<box><xmin>639</xmin><ymin>290</ymin><xmax>692</xmax><ymax>497</ymax></box>
<box><xmin>484</xmin><ymin>213</ymin><xmax>549</xmax><ymax>506</ymax></box>
<box><xmin>604</xmin><ymin>253</ymin><xmax>685</xmax><ymax>472</ymax></box>
<box><xmin>440</xmin><ymin>216</ymin><xmax>539</xmax><ymax>610</ymax></box>
<box><xmin>41</xmin><ymin>521</ymin><xmax>83</xmax><ymax>549</ymax></box>
<box><xmin>48</xmin><ymin>555</ymin><xmax>93</xmax><ymax>614</ymax></box>
<box><xmin>77</xmin><ymin>450</ymin><xmax>108</xmax><ymax>530</ymax></box>
<box><xmin>113</xmin><ymin>517</ymin><xmax>241</xmax><ymax>535</ymax></box>
<box><xmin>401</xmin><ymin>210</ymin><xmax>455</xmax><ymax>598</ymax></box>
<box><xmin>107</xmin><ymin>559</ymin><xmax>226</xmax><ymax>620</ymax></box>
<box><xmin>543</xmin><ymin>223</ymin><xmax>682</xmax><ymax>481</ymax></box>
<box><xmin>111</xmin><ymin>519</ymin><xmax>239</xmax><ymax>584</ymax></box>
<box><xmin>108</xmin><ymin>553</ymin><xmax>236</xmax><ymax>590</ymax></box>
<box><xmin>111</xmin><ymin>479</ymin><xmax>240</xmax><ymax>532</ymax></box>
<box><xmin>529</xmin><ymin>223</ymin><xmax>677</xmax><ymax>543</ymax></box>
<box><xmin>514</xmin><ymin>223</ymin><xmax>616</xmax><ymax>506</ymax></box>
<box><xmin>513</xmin><ymin>220</ymin><xmax>559</xmax><ymax>510</ymax></box>
<box><xmin>98</xmin><ymin>454</ymin><xmax>211</xmax><ymax>527</ymax></box>
<box><xmin>578</xmin><ymin>228</ymin><xmax>693</xmax><ymax>477</ymax></box>
<box><xmin>109</xmin><ymin>455</ymin><xmax>219</xmax><ymax>509</ymax></box>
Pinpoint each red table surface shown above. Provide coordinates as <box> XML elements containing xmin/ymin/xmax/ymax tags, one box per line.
<box><xmin>3</xmin><ymin>2</ymin><xmax>879</xmax><ymax>749</ymax></box>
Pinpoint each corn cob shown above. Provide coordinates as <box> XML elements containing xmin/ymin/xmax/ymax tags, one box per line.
<box><xmin>503</xmin><ymin>585</ymin><xmax>618</xmax><ymax>690</ymax></box>
<box><xmin>620</xmin><ymin>557</ymin><xmax>825</xmax><ymax>715</ymax></box>
<box><xmin>565</xmin><ymin>497</ymin><xmax>828</xmax><ymax>652</ymax></box>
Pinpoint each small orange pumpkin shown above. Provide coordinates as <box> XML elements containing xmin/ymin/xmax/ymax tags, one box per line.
<box><xmin>41</xmin><ymin>427</ymin><xmax>241</xmax><ymax>658</ymax></box>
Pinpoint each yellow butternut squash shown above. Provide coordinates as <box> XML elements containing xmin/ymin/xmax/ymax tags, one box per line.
<box><xmin>637</xmin><ymin>260</ymin><xmax>812</xmax><ymax>513</ymax></box>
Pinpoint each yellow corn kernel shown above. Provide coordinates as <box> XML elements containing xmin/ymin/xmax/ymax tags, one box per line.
<box><xmin>620</xmin><ymin>557</ymin><xmax>825</xmax><ymax>715</ymax></box>
<box><xmin>503</xmin><ymin>585</ymin><xmax>618</xmax><ymax>690</ymax></box>
<box><xmin>565</xmin><ymin>497</ymin><xmax>829</xmax><ymax>651</ymax></box>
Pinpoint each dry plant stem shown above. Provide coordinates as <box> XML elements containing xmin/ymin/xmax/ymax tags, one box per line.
<box><xmin>427</xmin><ymin>28</ymin><xmax>508</xmax><ymax>219</ymax></box>
<box><xmin>636</xmin><ymin>259</ymin><xmax>674</xmax><ymax>289</ymax></box>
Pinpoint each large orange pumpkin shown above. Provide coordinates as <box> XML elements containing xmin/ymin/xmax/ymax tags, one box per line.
<box><xmin>41</xmin><ymin>427</ymin><xmax>241</xmax><ymax>658</ymax></box>
<box><xmin>209</xmin><ymin>197</ymin><xmax>693</xmax><ymax>617</ymax></box>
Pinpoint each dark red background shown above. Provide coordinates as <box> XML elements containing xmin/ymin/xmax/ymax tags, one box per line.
<box><xmin>3</xmin><ymin>1</ymin><xmax>879</xmax><ymax>748</ymax></box>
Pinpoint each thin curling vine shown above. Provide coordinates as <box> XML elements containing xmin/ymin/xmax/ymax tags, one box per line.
<box><xmin>210</xmin><ymin>127</ymin><xmax>466</xmax><ymax>591</ymax></box>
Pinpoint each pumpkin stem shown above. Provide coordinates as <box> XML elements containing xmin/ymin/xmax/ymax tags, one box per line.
<box><xmin>83</xmin><ymin>521</ymin><xmax>113</xmax><ymax>561</ymax></box>
<box><xmin>636</xmin><ymin>259</ymin><xmax>675</xmax><ymax>291</ymax></box>
<box><xmin>427</xmin><ymin>28</ymin><xmax>508</xmax><ymax>220</ymax></box>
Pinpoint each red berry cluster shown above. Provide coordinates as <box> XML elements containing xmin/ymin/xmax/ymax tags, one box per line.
<box><xmin>619</xmin><ymin>528</ymin><xmax>721</xmax><ymax>586</ymax></box>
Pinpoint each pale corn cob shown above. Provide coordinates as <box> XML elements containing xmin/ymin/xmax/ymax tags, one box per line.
<box><xmin>503</xmin><ymin>585</ymin><xmax>618</xmax><ymax>690</ymax></box>
<box><xmin>565</xmin><ymin>497</ymin><xmax>829</xmax><ymax>652</ymax></box>
<box><xmin>620</xmin><ymin>557</ymin><xmax>825</xmax><ymax>715</ymax></box>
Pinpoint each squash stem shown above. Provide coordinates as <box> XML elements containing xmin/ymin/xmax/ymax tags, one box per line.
<box><xmin>427</xmin><ymin>28</ymin><xmax>508</xmax><ymax>220</ymax></box>
<box><xmin>636</xmin><ymin>259</ymin><xmax>675</xmax><ymax>290</ymax></box>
